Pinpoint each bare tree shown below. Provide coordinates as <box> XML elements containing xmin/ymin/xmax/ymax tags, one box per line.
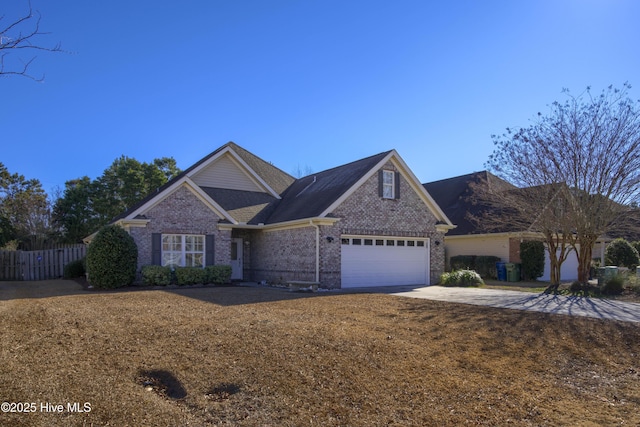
<box><xmin>291</xmin><ymin>163</ymin><xmax>314</xmax><ymax>178</ymax></box>
<box><xmin>468</xmin><ymin>174</ymin><xmax>575</xmax><ymax>287</ymax></box>
<box><xmin>0</xmin><ymin>1</ymin><xmax>62</xmax><ymax>81</ymax></box>
<box><xmin>487</xmin><ymin>83</ymin><xmax>640</xmax><ymax>283</ymax></box>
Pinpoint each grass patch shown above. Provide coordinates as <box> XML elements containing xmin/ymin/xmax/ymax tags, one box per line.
<box><xmin>1</xmin><ymin>284</ymin><xmax>639</xmax><ymax>426</ymax></box>
<box><xmin>482</xmin><ymin>279</ymin><xmax>548</xmax><ymax>293</ymax></box>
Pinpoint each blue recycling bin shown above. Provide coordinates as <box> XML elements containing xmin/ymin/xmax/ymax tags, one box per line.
<box><xmin>496</xmin><ymin>262</ymin><xmax>507</xmax><ymax>281</ymax></box>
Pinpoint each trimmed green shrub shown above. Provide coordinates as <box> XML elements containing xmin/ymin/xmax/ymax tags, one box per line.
<box><xmin>520</xmin><ymin>240</ymin><xmax>545</xmax><ymax>280</ymax></box>
<box><xmin>569</xmin><ymin>280</ymin><xmax>601</xmax><ymax>296</ymax></box>
<box><xmin>570</xmin><ymin>281</ymin><xmax>585</xmax><ymax>293</ymax></box>
<box><xmin>140</xmin><ymin>265</ymin><xmax>232</xmax><ymax>286</ymax></box>
<box><xmin>605</xmin><ymin>238</ymin><xmax>640</xmax><ymax>269</ymax></box>
<box><xmin>174</xmin><ymin>267</ymin><xmax>206</xmax><ymax>286</ymax></box>
<box><xmin>450</xmin><ymin>255</ymin><xmax>499</xmax><ymax>279</ymax></box>
<box><xmin>632</xmin><ymin>241</ymin><xmax>640</xmax><ymax>258</ymax></box>
<box><xmin>86</xmin><ymin>225</ymin><xmax>138</xmax><ymax>289</ymax></box>
<box><xmin>141</xmin><ymin>265</ymin><xmax>172</xmax><ymax>286</ymax></box>
<box><xmin>204</xmin><ymin>265</ymin><xmax>232</xmax><ymax>284</ymax></box>
<box><xmin>450</xmin><ymin>255</ymin><xmax>475</xmax><ymax>271</ymax></box>
<box><xmin>63</xmin><ymin>258</ymin><xmax>86</xmax><ymax>279</ymax></box>
<box><xmin>440</xmin><ymin>270</ymin><xmax>484</xmax><ymax>287</ymax></box>
<box><xmin>475</xmin><ymin>256</ymin><xmax>500</xmax><ymax>279</ymax></box>
<box><xmin>602</xmin><ymin>275</ymin><xmax>625</xmax><ymax>295</ymax></box>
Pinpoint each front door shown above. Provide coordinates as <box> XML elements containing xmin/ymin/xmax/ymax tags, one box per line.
<box><xmin>230</xmin><ymin>238</ymin><xmax>243</xmax><ymax>280</ymax></box>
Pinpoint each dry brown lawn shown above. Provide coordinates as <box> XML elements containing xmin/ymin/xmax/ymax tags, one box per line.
<box><xmin>1</xmin><ymin>283</ymin><xmax>639</xmax><ymax>426</ymax></box>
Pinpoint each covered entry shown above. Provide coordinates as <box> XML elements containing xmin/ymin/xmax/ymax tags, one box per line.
<box><xmin>341</xmin><ymin>236</ymin><xmax>430</xmax><ymax>288</ymax></box>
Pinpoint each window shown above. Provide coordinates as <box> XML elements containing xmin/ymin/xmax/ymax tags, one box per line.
<box><xmin>162</xmin><ymin>234</ymin><xmax>205</xmax><ymax>267</ymax></box>
<box><xmin>382</xmin><ymin>170</ymin><xmax>395</xmax><ymax>199</ymax></box>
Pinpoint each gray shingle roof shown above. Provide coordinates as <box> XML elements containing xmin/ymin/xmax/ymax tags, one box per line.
<box><xmin>113</xmin><ymin>143</ymin><xmax>392</xmax><ymax>226</ymax></box>
<box><xmin>265</xmin><ymin>151</ymin><xmax>391</xmax><ymax>223</ymax></box>
<box><xmin>423</xmin><ymin>171</ymin><xmax>516</xmax><ymax>235</ymax></box>
<box><xmin>223</xmin><ymin>143</ymin><xmax>295</xmax><ymax>195</ymax></box>
<box><xmin>111</xmin><ymin>142</ymin><xmax>294</xmax><ymax>222</ymax></box>
<box><xmin>199</xmin><ymin>187</ymin><xmax>278</xmax><ymax>224</ymax></box>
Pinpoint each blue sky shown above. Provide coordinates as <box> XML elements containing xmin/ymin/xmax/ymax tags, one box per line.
<box><xmin>3</xmin><ymin>0</ymin><xmax>639</xmax><ymax>194</ymax></box>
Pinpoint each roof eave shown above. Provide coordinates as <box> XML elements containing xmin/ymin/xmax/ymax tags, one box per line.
<box><xmin>218</xmin><ymin>217</ymin><xmax>340</xmax><ymax>232</ymax></box>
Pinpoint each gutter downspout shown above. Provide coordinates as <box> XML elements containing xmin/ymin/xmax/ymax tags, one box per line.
<box><xmin>310</xmin><ymin>220</ymin><xmax>320</xmax><ymax>283</ymax></box>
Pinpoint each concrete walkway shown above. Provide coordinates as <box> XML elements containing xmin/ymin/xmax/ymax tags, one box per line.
<box><xmin>388</xmin><ymin>285</ymin><xmax>640</xmax><ymax>323</ymax></box>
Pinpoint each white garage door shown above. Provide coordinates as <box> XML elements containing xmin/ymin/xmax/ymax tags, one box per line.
<box><xmin>541</xmin><ymin>246</ymin><xmax>579</xmax><ymax>281</ymax></box>
<box><xmin>341</xmin><ymin>236</ymin><xmax>430</xmax><ymax>288</ymax></box>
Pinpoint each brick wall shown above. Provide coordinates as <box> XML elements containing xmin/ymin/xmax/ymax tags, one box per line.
<box><xmin>243</xmin><ymin>163</ymin><xmax>448</xmax><ymax>288</ymax></box>
<box><xmin>249</xmin><ymin>226</ymin><xmax>317</xmax><ymax>284</ymax></box>
<box><xmin>509</xmin><ymin>237</ymin><xmax>522</xmax><ymax>263</ymax></box>
<box><xmin>127</xmin><ymin>166</ymin><xmax>447</xmax><ymax>287</ymax></box>
<box><xmin>129</xmin><ymin>185</ymin><xmax>231</xmax><ymax>271</ymax></box>
<box><xmin>328</xmin><ymin>162</ymin><xmax>446</xmax><ymax>286</ymax></box>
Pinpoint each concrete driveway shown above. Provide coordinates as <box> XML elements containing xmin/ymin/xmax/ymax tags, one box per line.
<box><xmin>388</xmin><ymin>285</ymin><xmax>640</xmax><ymax>323</ymax></box>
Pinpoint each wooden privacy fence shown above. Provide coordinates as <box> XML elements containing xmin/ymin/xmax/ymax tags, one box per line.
<box><xmin>0</xmin><ymin>246</ymin><xmax>86</xmax><ymax>281</ymax></box>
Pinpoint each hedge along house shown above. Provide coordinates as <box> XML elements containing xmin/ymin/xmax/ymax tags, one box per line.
<box><xmin>102</xmin><ymin>142</ymin><xmax>454</xmax><ymax>288</ymax></box>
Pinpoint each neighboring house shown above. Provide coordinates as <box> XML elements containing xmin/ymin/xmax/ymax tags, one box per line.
<box><xmin>98</xmin><ymin>142</ymin><xmax>454</xmax><ymax>288</ymax></box>
<box><xmin>423</xmin><ymin>171</ymin><xmax>609</xmax><ymax>281</ymax></box>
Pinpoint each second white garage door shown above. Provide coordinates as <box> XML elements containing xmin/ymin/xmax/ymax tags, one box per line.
<box><xmin>341</xmin><ymin>236</ymin><xmax>430</xmax><ymax>288</ymax></box>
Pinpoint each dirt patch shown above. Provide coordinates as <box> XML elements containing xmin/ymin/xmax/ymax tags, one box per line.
<box><xmin>1</xmin><ymin>285</ymin><xmax>639</xmax><ymax>426</ymax></box>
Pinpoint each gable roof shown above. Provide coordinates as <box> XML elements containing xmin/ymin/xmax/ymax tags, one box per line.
<box><xmin>111</xmin><ymin>142</ymin><xmax>294</xmax><ymax>223</ymax></box>
<box><xmin>186</xmin><ymin>142</ymin><xmax>295</xmax><ymax>196</ymax></box>
<box><xmin>423</xmin><ymin>171</ymin><xmax>516</xmax><ymax>235</ymax></box>
<box><xmin>112</xmin><ymin>143</ymin><xmax>453</xmax><ymax>229</ymax></box>
<box><xmin>217</xmin><ymin>142</ymin><xmax>295</xmax><ymax>195</ymax></box>
<box><xmin>264</xmin><ymin>151</ymin><xmax>392</xmax><ymax>223</ymax></box>
<box><xmin>199</xmin><ymin>187</ymin><xmax>277</xmax><ymax>224</ymax></box>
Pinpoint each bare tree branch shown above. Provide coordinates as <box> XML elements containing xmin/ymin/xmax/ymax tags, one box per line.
<box><xmin>0</xmin><ymin>1</ymin><xmax>62</xmax><ymax>81</ymax></box>
<box><xmin>485</xmin><ymin>83</ymin><xmax>640</xmax><ymax>283</ymax></box>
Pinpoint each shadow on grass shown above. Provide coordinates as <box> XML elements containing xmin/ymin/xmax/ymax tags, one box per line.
<box><xmin>0</xmin><ymin>279</ymin><xmax>87</xmax><ymax>301</ymax></box>
<box><xmin>205</xmin><ymin>383</ymin><xmax>241</xmax><ymax>401</ymax></box>
<box><xmin>0</xmin><ymin>279</ymin><xmax>326</xmax><ymax>305</ymax></box>
<box><xmin>138</xmin><ymin>369</ymin><xmax>188</xmax><ymax>400</ymax></box>
<box><xmin>4</xmin><ymin>280</ymin><xmax>639</xmax><ymax>322</ymax></box>
<box><xmin>165</xmin><ymin>283</ymin><xmax>335</xmax><ymax>306</ymax></box>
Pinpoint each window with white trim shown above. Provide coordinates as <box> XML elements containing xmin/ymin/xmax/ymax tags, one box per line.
<box><xmin>382</xmin><ymin>170</ymin><xmax>395</xmax><ymax>199</ymax></box>
<box><xmin>162</xmin><ymin>234</ymin><xmax>205</xmax><ymax>267</ymax></box>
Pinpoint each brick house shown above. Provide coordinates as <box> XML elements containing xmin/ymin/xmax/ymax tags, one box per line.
<box><xmin>423</xmin><ymin>171</ymin><xmax>612</xmax><ymax>281</ymax></box>
<box><xmin>108</xmin><ymin>142</ymin><xmax>454</xmax><ymax>288</ymax></box>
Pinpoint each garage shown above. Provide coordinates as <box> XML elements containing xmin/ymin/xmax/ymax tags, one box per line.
<box><xmin>341</xmin><ymin>236</ymin><xmax>430</xmax><ymax>288</ymax></box>
<box><xmin>541</xmin><ymin>246</ymin><xmax>579</xmax><ymax>282</ymax></box>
